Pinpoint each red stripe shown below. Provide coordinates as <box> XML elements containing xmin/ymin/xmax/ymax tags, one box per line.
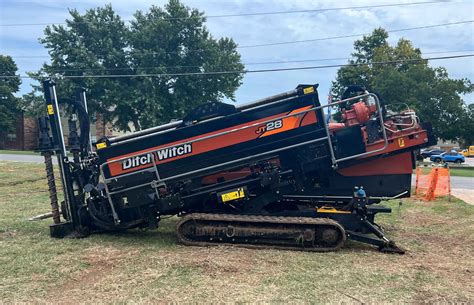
<box><xmin>107</xmin><ymin>107</ymin><xmax>318</xmax><ymax>177</ymax></box>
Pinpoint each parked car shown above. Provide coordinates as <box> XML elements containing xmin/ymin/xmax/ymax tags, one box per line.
<box><xmin>461</xmin><ymin>146</ymin><xmax>474</xmax><ymax>157</ymax></box>
<box><xmin>420</xmin><ymin>148</ymin><xmax>445</xmax><ymax>159</ymax></box>
<box><xmin>430</xmin><ymin>151</ymin><xmax>465</xmax><ymax>164</ymax></box>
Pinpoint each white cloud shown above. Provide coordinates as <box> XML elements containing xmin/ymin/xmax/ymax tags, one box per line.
<box><xmin>0</xmin><ymin>0</ymin><xmax>472</xmax><ymax>103</ymax></box>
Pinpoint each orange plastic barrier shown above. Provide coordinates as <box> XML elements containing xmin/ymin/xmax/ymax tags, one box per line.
<box><xmin>415</xmin><ymin>167</ymin><xmax>451</xmax><ymax>201</ymax></box>
<box><xmin>434</xmin><ymin>168</ymin><xmax>451</xmax><ymax>197</ymax></box>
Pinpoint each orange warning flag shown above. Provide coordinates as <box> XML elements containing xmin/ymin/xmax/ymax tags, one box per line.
<box><xmin>415</xmin><ymin>167</ymin><xmax>451</xmax><ymax>201</ymax></box>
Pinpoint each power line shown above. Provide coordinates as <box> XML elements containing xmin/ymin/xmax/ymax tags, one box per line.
<box><xmin>247</xmin><ymin>49</ymin><xmax>474</xmax><ymax>65</ymax></box>
<box><xmin>2</xmin><ymin>54</ymin><xmax>472</xmax><ymax>79</ymax></box>
<box><xmin>203</xmin><ymin>0</ymin><xmax>449</xmax><ymax>18</ymax></box>
<box><xmin>9</xmin><ymin>20</ymin><xmax>474</xmax><ymax>59</ymax></box>
<box><xmin>9</xmin><ymin>49</ymin><xmax>474</xmax><ymax>75</ymax></box>
<box><xmin>239</xmin><ymin>20</ymin><xmax>474</xmax><ymax>48</ymax></box>
<box><xmin>0</xmin><ymin>0</ymin><xmax>449</xmax><ymax>27</ymax></box>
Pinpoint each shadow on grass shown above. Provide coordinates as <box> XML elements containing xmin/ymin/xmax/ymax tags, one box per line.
<box><xmin>96</xmin><ymin>228</ymin><xmax>393</xmax><ymax>255</ymax></box>
<box><xmin>79</xmin><ymin>218</ymin><xmax>180</xmax><ymax>249</ymax></box>
<box><xmin>99</xmin><ymin>229</ymin><xmax>178</xmax><ymax>248</ymax></box>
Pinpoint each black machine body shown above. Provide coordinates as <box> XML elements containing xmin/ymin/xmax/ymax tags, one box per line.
<box><xmin>38</xmin><ymin>81</ymin><xmax>434</xmax><ymax>253</ymax></box>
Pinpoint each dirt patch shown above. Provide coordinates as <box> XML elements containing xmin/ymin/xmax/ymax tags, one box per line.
<box><xmin>401</xmin><ymin>204</ymin><xmax>452</xmax><ymax>226</ymax></box>
<box><xmin>167</xmin><ymin>246</ymin><xmax>259</xmax><ymax>275</ymax></box>
<box><xmin>0</xmin><ymin>228</ymin><xmax>17</xmax><ymax>240</ymax></box>
<box><xmin>44</xmin><ymin>246</ymin><xmax>139</xmax><ymax>303</ymax></box>
<box><xmin>31</xmin><ymin>211</ymin><xmax>474</xmax><ymax>303</ymax></box>
<box><xmin>39</xmin><ymin>245</ymin><xmax>285</xmax><ymax>303</ymax></box>
<box><xmin>134</xmin><ymin>246</ymin><xmax>285</xmax><ymax>302</ymax></box>
<box><xmin>362</xmin><ymin>207</ymin><xmax>474</xmax><ymax>301</ymax></box>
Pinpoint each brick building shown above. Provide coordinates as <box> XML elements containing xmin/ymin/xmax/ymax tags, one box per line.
<box><xmin>0</xmin><ymin>112</ymin><xmax>37</xmax><ymax>150</ymax></box>
<box><xmin>0</xmin><ymin>111</ymin><xmax>114</xmax><ymax>151</ymax></box>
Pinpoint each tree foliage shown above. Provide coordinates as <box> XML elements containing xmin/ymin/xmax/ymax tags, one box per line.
<box><xmin>331</xmin><ymin>28</ymin><xmax>473</xmax><ymax>145</ymax></box>
<box><xmin>28</xmin><ymin>0</ymin><xmax>244</xmax><ymax>131</ymax></box>
<box><xmin>460</xmin><ymin>104</ymin><xmax>474</xmax><ymax>147</ymax></box>
<box><xmin>0</xmin><ymin>55</ymin><xmax>21</xmax><ymax>132</ymax></box>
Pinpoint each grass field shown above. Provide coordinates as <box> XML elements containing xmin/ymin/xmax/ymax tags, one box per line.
<box><xmin>0</xmin><ymin>161</ymin><xmax>473</xmax><ymax>303</ymax></box>
<box><xmin>449</xmin><ymin>168</ymin><xmax>474</xmax><ymax>177</ymax></box>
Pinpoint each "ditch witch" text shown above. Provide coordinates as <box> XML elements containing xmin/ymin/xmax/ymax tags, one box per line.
<box><xmin>122</xmin><ymin>143</ymin><xmax>192</xmax><ymax>170</ymax></box>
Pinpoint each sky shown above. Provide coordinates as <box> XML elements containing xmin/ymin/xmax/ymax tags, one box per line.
<box><xmin>1</xmin><ymin>0</ymin><xmax>473</xmax><ymax>105</ymax></box>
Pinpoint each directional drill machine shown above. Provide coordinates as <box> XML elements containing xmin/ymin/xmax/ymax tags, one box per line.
<box><xmin>38</xmin><ymin>80</ymin><xmax>435</xmax><ymax>253</ymax></box>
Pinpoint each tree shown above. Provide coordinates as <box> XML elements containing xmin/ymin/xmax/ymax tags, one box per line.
<box><xmin>331</xmin><ymin>28</ymin><xmax>473</xmax><ymax>144</ymax></box>
<box><xmin>459</xmin><ymin>104</ymin><xmax>474</xmax><ymax>146</ymax></box>
<box><xmin>0</xmin><ymin>55</ymin><xmax>21</xmax><ymax>132</ymax></box>
<box><xmin>28</xmin><ymin>0</ymin><xmax>244</xmax><ymax>131</ymax></box>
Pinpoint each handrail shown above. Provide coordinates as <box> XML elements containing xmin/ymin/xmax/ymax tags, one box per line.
<box><xmin>102</xmin><ymin>93</ymin><xmax>370</xmax><ymax>166</ymax></box>
<box><xmin>99</xmin><ymin>92</ymin><xmax>388</xmax><ymax>185</ymax></box>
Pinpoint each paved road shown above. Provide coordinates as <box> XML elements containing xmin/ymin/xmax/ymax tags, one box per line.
<box><xmin>0</xmin><ymin>153</ymin><xmax>57</xmax><ymax>164</ymax></box>
<box><xmin>451</xmin><ymin>178</ymin><xmax>473</xmax><ymax>189</ymax></box>
<box><xmin>410</xmin><ymin>175</ymin><xmax>472</xmax><ymax>189</ymax></box>
<box><xmin>451</xmin><ymin>189</ymin><xmax>474</xmax><ymax>205</ymax></box>
<box><xmin>464</xmin><ymin>157</ymin><xmax>474</xmax><ymax>167</ymax></box>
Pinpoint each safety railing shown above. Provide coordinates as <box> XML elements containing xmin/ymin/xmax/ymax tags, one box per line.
<box><xmin>99</xmin><ymin>92</ymin><xmax>388</xmax><ymax>222</ymax></box>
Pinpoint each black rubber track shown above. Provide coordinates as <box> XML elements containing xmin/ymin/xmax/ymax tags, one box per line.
<box><xmin>176</xmin><ymin>213</ymin><xmax>346</xmax><ymax>252</ymax></box>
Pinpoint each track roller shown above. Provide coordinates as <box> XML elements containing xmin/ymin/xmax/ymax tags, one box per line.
<box><xmin>176</xmin><ymin>213</ymin><xmax>346</xmax><ymax>252</ymax></box>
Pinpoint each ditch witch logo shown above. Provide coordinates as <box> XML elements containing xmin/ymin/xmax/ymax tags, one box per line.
<box><xmin>122</xmin><ymin>143</ymin><xmax>192</xmax><ymax>170</ymax></box>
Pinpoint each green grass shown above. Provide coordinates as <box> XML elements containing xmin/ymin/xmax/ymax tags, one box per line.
<box><xmin>0</xmin><ymin>161</ymin><xmax>473</xmax><ymax>303</ymax></box>
<box><xmin>449</xmin><ymin>168</ymin><xmax>474</xmax><ymax>177</ymax></box>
